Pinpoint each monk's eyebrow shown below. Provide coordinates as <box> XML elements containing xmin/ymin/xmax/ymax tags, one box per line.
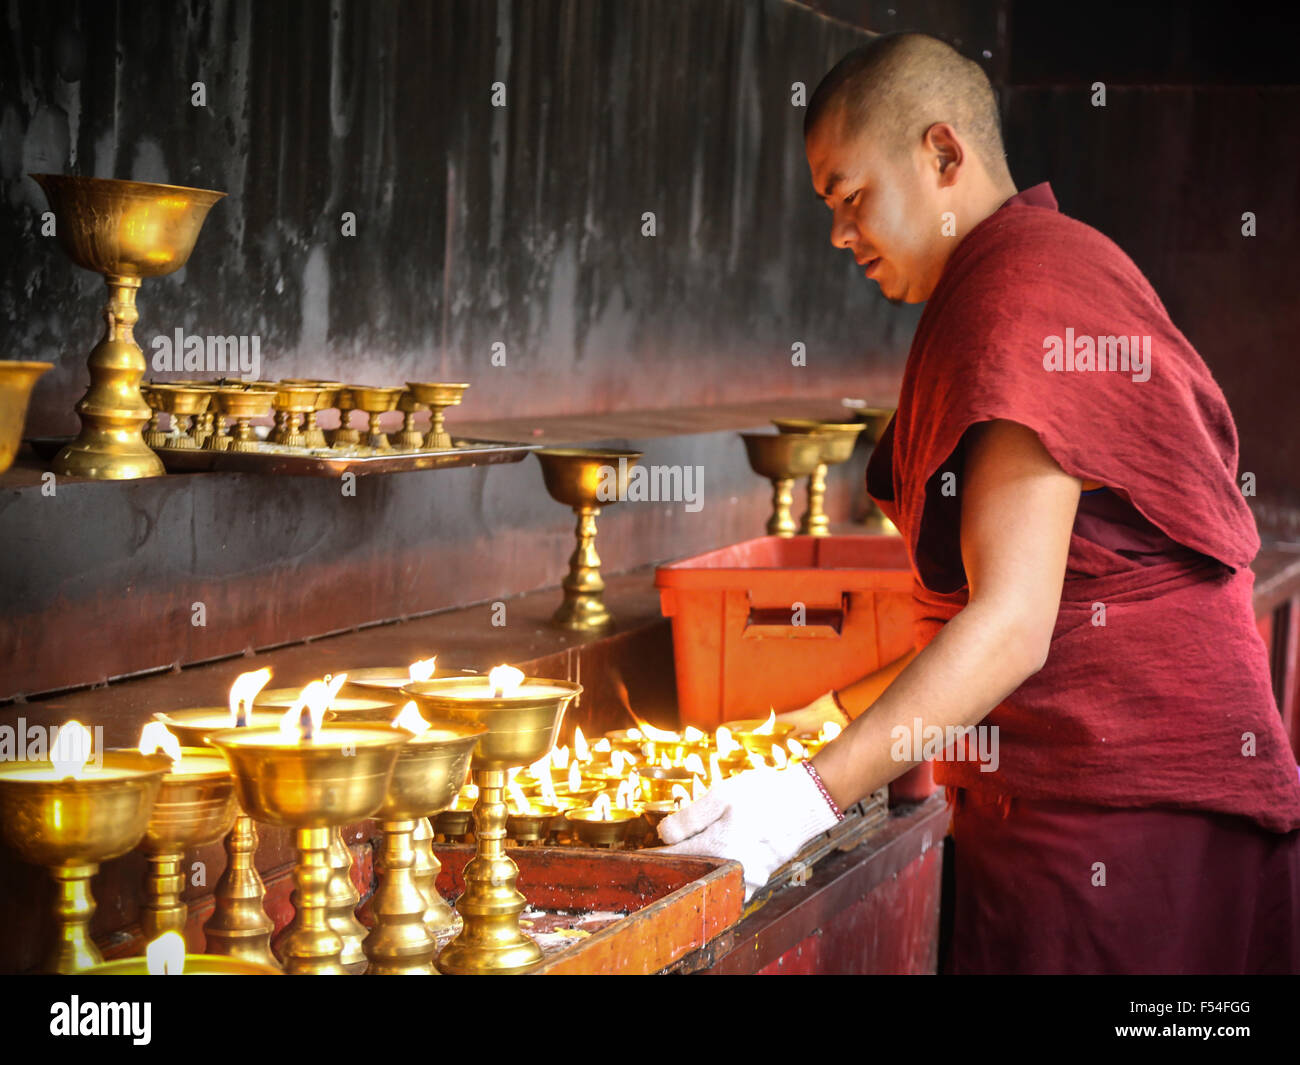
<box><xmin>818</xmin><ymin>171</ymin><xmax>845</xmax><ymax>202</ymax></box>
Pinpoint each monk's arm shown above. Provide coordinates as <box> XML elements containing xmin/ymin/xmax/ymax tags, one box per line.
<box><xmin>835</xmin><ymin>647</ymin><xmax>919</xmax><ymax>717</ymax></box>
<box><xmin>811</xmin><ymin>419</ymin><xmax>1081</xmax><ymax>809</ymax></box>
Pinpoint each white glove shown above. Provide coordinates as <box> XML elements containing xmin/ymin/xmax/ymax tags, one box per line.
<box><xmin>656</xmin><ymin>764</ymin><xmax>840</xmax><ymax>901</ymax></box>
<box><xmin>775</xmin><ymin>690</ymin><xmax>849</xmax><ymax>736</ymax></box>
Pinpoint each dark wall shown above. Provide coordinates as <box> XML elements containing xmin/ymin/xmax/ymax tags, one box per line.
<box><xmin>1</xmin><ymin>0</ymin><xmax>912</xmax><ymax>440</ymax></box>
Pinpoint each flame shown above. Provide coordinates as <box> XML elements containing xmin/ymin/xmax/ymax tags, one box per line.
<box><xmin>145</xmin><ymin>932</ymin><xmax>186</xmax><ymax>976</ymax></box>
<box><xmin>753</xmin><ymin>709</ymin><xmax>777</xmax><ymax>736</ymax></box>
<box><xmin>281</xmin><ymin>680</ymin><xmax>332</xmax><ymax>743</ymax></box>
<box><xmin>573</xmin><ymin>726</ymin><xmax>591</xmax><ymax>763</ymax></box>
<box><xmin>615</xmin><ymin>779</ymin><xmax>634</xmax><ymax>810</ymax></box>
<box><xmin>659</xmin><ymin>751</ymin><xmax>671</xmax><ymax>769</ymax></box>
<box><xmin>683</xmin><ymin>725</ymin><xmax>706</xmax><ymax>743</ymax></box>
<box><xmin>593</xmin><ymin>738</ymin><xmax>612</xmax><ymax>754</ymax></box>
<box><xmin>628</xmin><ymin>770</ymin><xmax>642</xmax><ymax>802</ymax></box>
<box><xmin>408</xmin><ymin>656</ymin><xmax>438</xmax><ymax>683</ymax></box>
<box><xmin>138</xmin><ymin>722</ymin><xmax>182</xmax><ymax>764</ymax></box>
<box><xmin>611</xmin><ymin>749</ymin><xmax>626</xmax><ymax>776</ymax></box>
<box><xmin>50</xmin><ymin>720</ymin><xmax>93</xmax><ymax>780</ymax></box>
<box><xmin>715</xmin><ymin>725</ymin><xmax>740</xmax><ymax>758</ymax></box>
<box><xmin>821</xmin><ymin>720</ymin><xmax>843</xmax><ymax>742</ymax></box>
<box><xmin>591</xmin><ymin>792</ymin><xmax>613</xmax><ymax>821</ymax></box>
<box><xmin>683</xmin><ymin>752</ymin><xmax>706</xmax><ymax>777</ymax></box>
<box><xmin>324</xmin><ymin>673</ymin><xmax>348</xmax><ymax>704</ymax></box>
<box><xmin>638</xmin><ymin>721</ymin><xmax>681</xmax><ymax>743</ymax></box>
<box><xmin>691</xmin><ymin>774</ymin><xmax>707</xmax><ymax>801</ymax></box>
<box><xmin>463</xmin><ymin>783</ymin><xmax>480</xmax><ymax>801</ymax></box>
<box><xmin>622</xmin><ymin>749</ymin><xmax>639</xmax><ymax>766</ymax></box>
<box><xmin>551</xmin><ymin>745</ymin><xmax>570</xmax><ymax>770</ymax></box>
<box><xmin>392</xmin><ymin>701</ymin><xmax>430</xmax><ymax>734</ymax></box>
<box><xmin>709</xmin><ymin>752</ymin><xmax>724</xmax><ymax>787</ymax></box>
<box><xmin>626</xmin><ymin>727</ymin><xmax>643</xmax><ymax>742</ymax></box>
<box><xmin>747</xmin><ymin>750</ymin><xmax>765</xmax><ymax>771</ymax></box>
<box><xmin>489</xmin><ymin>664</ymin><xmax>525</xmax><ymax>697</ymax></box>
<box><xmin>507</xmin><ymin>777</ymin><xmax>530</xmax><ymax>814</ymax></box>
<box><xmin>567</xmin><ymin>761</ymin><xmax>582</xmax><ymax>792</ymax></box>
<box><xmin>537</xmin><ymin>766</ymin><xmax>560</xmax><ymax>807</ymax></box>
<box><xmin>670</xmin><ymin>783</ymin><xmax>691</xmax><ymax>807</ymax></box>
<box><xmin>787</xmin><ymin>738</ymin><xmax>806</xmax><ymax>760</ymax></box>
<box><xmin>228</xmin><ymin>668</ymin><xmax>272</xmax><ymax>728</ymax></box>
<box><xmin>771</xmin><ymin>743</ymin><xmax>789</xmax><ymax>769</ymax></box>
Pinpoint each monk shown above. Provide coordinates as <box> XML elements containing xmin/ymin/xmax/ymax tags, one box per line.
<box><xmin>659</xmin><ymin>32</ymin><xmax>1300</xmax><ymax>974</ymax></box>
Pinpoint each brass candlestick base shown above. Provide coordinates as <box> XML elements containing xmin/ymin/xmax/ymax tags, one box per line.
<box><xmin>535</xmin><ymin>448</ymin><xmax>643</xmax><ymax>631</ymax></box>
<box><xmin>270</xmin><ymin>386</ymin><xmax>321</xmax><ymax>448</ymax></box>
<box><xmin>152</xmin><ymin>708</ymin><xmax>282</xmax><ymax>968</ymax></box>
<box><xmin>281</xmin><ymin>380</ymin><xmax>342</xmax><ymax>448</ymax></box>
<box><xmin>0</xmin><ymin>361</ymin><xmax>52</xmax><ymax>475</ymax></box>
<box><xmin>364</xmin><ymin>722</ymin><xmax>483</xmax><ymax>975</ymax></box>
<box><xmin>349</xmin><ymin>385</ymin><xmax>403</xmax><ymax>451</ymax></box>
<box><xmin>323</xmin><ymin>828</ymin><xmax>368</xmax><ymax>974</ymax></box>
<box><xmin>208</xmin><ymin>723</ymin><xmax>407</xmax><ymax>975</ymax></box>
<box><xmin>392</xmin><ymin>390</ymin><xmax>427</xmax><ymax>450</ymax></box>
<box><xmin>772</xmin><ymin>419</ymin><xmax>865</xmax><ymax>537</ymax></box>
<box><xmin>740</xmin><ymin>432</ymin><xmax>825</xmax><ymax>538</ymax></box>
<box><xmin>139</xmin><ymin>750</ymin><xmax>239</xmax><ymax>940</ymax></box>
<box><xmin>411</xmin><ymin>816</ymin><xmax>461</xmax><ymax>944</ymax></box>
<box><xmin>406</xmin><ymin>382</ymin><xmax>469</xmax><ymax>450</ymax></box>
<box><xmin>403</xmin><ymin>676</ymin><xmax>581</xmax><ymax>975</ymax></box>
<box><xmin>30</xmin><ymin>175</ymin><xmax>224</xmax><ymax>480</ymax></box>
<box><xmin>331</xmin><ymin>387</ymin><xmax>361</xmax><ymax>447</ymax></box>
<box><xmin>0</xmin><ymin>751</ymin><xmax>170</xmax><ymax>973</ymax></box>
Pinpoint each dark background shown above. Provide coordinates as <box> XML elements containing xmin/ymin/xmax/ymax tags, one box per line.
<box><xmin>2</xmin><ymin>0</ymin><xmax>1298</xmax><ymax>699</ymax></box>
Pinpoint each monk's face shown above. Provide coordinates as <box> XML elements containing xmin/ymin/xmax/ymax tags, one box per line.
<box><xmin>805</xmin><ymin>109</ymin><xmax>954</xmax><ymax>304</ymax></box>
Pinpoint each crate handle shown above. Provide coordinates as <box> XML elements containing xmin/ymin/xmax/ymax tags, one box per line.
<box><xmin>744</xmin><ymin>601</ymin><xmax>845</xmax><ymax>636</ymax></box>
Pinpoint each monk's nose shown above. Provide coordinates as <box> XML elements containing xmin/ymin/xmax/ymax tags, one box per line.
<box><xmin>830</xmin><ymin>215</ymin><xmax>857</xmax><ymax>250</ymax></box>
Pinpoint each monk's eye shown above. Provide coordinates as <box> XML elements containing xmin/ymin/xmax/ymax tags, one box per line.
<box><xmin>843</xmin><ymin>190</ymin><xmax>860</xmax><ymax>206</ymax></box>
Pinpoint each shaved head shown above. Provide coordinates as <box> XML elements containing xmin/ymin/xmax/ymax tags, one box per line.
<box><xmin>805</xmin><ymin>33</ymin><xmax>1009</xmax><ymax>183</ymax></box>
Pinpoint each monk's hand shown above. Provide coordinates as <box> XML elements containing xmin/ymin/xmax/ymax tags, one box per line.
<box><xmin>775</xmin><ymin>691</ymin><xmax>849</xmax><ymax>735</ymax></box>
<box><xmin>656</xmin><ymin>764</ymin><xmax>840</xmax><ymax>901</ymax></box>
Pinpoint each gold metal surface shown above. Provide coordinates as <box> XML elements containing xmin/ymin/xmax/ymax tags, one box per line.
<box><xmin>331</xmin><ymin>387</ymin><xmax>360</xmax><ymax>447</ymax></box>
<box><xmin>392</xmin><ymin>389</ymin><xmax>427</xmax><ymax>450</ymax></box>
<box><xmin>402</xmin><ymin>676</ymin><xmax>581</xmax><ymax>974</ymax></box>
<box><xmin>214</xmin><ymin>387</ymin><xmax>274</xmax><ymax>452</ymax></box>
<box><xmin>281</xmin><ymin>379</ymin><xmax>342</xmax><ymax>448</ymax></box>
<box><xmin>0</xmin><ymin>751</ymin><xmax>170</xmax><ymax>973</ymax></box>
<box><xmin>0</xmin><ymin>361</ymin><xmax>52</xmax><ymax>474</ymax></box>
<box><xmin>30</xmin><ymin>174</ymin><xmax>224</xmax><ymax>479</ymax></box>
<box><xmin>325</xmin><ymin>828</ymin><xmax>368</xmax><ymax>974</ymax></box>
<box><xmin>364</xmin><ymin>722</ymin><xmax>484</xmax><ymax>975</ymax></box>
<box><xmin>269</xmin><ymin>385</ymin><xmax>321</xmax><ymax>448</ymax></box>
<box><xmin>535</xmin><ymin>447</ymin><xmax>643</xmax><ymax>630</ymax></box>
<box><xmin>772</xmin><ymin>419</ymin><xmax>866</xmax><ymax>536</ymax></box>
<box><xmin>405</xmin><ymin>381</ymin><xmax>469</xmax><ymax>449</ymax></box>
<box><xmin>139</xmin><ymin>750</ymin><xmax>238</xmax><ymax>940</ymax></box>
<box><xmin>506</xmin><ymin>804</ymin><xmax>561</xmax><ymax>844</ymax></box>
<box><xmin>348</xmin><ymin>385</ymin><xmax>403</xmax><ymax>451</ymax></box>
<box><xmin>565</xmin><ymin>807</ymin><xmax>640</xmax><ymax>848</ymax></box>
<box><xmin>740</xmin><ymin>432</ymin><xmax>825</xmax><ymax>538</ymax></box>
<box><xmin>206</xmin><ymin>723</ymin><xmax>407</xmax><ymax>975</ymax></box>
<box><xmin>87</xmin><ymin>954</ymin><xmax>281</xmax><ymax>975</ymax></box>
<box><xmin>412</xmin><ymin>815</ymin><xmax>461</xmax><ymax>944</ymax></box>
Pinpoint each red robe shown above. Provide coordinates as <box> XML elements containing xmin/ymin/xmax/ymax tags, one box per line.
<box><xmin>867</xmin><ymin>183</ymin><xmax>1300</xmax><ymax>973</ymax></box>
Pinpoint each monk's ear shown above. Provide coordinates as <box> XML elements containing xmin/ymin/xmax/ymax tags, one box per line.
<box><xmin>923</xmin><ymin>122</ymin><xmax>964</xmax><ymax>186</ymax></box>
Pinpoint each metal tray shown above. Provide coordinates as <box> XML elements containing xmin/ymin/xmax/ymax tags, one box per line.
<box><xmin>151</xmin><ymin>437</ymin><xmax>540</xmax><ymax>477</ymax></box>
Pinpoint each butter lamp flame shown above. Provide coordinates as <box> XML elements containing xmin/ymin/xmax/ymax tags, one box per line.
<box><xmin>51</xmin><ymin>720</ymin><xmax>93</xmax><ymax>780</ymax></box>
<box><xmin>408</xmin><ymin>656</ymin><xmax>438</xmax><ymax>683</ymax></box>
<box><xmin>137</xmin><ymin>722</ymin><xmax>182</xmax><ymax>764</ymax></box>
<box><xmin>488</xmin><ymin>664</ymin><xmax>525</xmax><ymax>698</ymax></box>
<box><xmin>391</xmin><ymin>701</ymin><xmax>429</xmax><ymax>734</ymax></box>
<box><xmin>146</xmin><ymin>932</ymin><xmax>186</xmax><ymax>975</ymax></box>
<box><xmin>228</xmin><ymin>668</ymin><xmax>272</xmax><ymax>728</ymax></box>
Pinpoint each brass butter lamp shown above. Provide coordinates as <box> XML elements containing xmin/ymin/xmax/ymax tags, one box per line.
<box><xmin>404</xmin><ymin>667</ymin><xmax>582</xmax><ymax>975</ymax></box>
<box><xmin>0</xmin><ymin>361</ymin><xmax>52</xmax><ymax>474</ymax></box>
<box><xmin>535</xmin><ymin>447</ymin><xmax>643</xmax><ymax>631</ymax></box>
<box><xmin>207</xmin><ymin>689</ymin><xmax>408</xmax><ymax>976</ymax></box>
<box><xmin>405</xmin><ymin>382</ymin><xmax>469</xmax><ymax>449</ymax></box>
<box><xmin>30</xmin><ymin>174</ymin><xmax>225</xmax><ymax>480</ymax></box>
<box><xmin>0</xmin><ymin>724</ymin><xmax>170</xmax><ymax>973</ymax></box>
<box><xmin>739</xmin><ymin>432</ymin><xmax>825</xmax><ymax>538</ymax></box>
<box><xmin>772</xmin><ymin>418</ymin><xmax>866</xmax><ymax>536</ymax></box>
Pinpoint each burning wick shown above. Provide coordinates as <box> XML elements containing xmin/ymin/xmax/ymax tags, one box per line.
<box><xmin>682</xmin><ymin>725</ymin><xmax>706</xmax><ymax>743</ymax></box>
<box><xmin>408</xmin><ymin>656</ymin><xmax>437</xmax><ymax>683</ymax></box>
<box><xmin>573</xmin><ymin>725</ymin><xmax>591</xmax><ymax>763</ymax></box>
<box><xmin>507</xmin><ymin>773</ymin><xmax>531</xmax><ymax>815</ymax></box>
<box><xmin>552</xmin><ymin>745</ymin><xmax>570</xmax><ymax>770</ymax></box>
<box><xmin>669</xmin><ymin>783</ymin><xmax>690</xmax><ymax>809</ymax></box>
<box><xmin>753</xmin><ymin>709</ymin><xmax>777</xmax><ymax>736</ymax></box>
<box><xmin>771</xmin><ymin>743</ymin><xmax>789</xmax><ymax>769</ymax></box>
<box><xmin>488</xmin><ymin>664</ymin><xmax>525</xmax><ymax>699</ymax></box>
<box><xmin>50</xmin><ymin>720</ymin><xmax>94</xmax><ymax>781</ymax></box>
<box><xmin>392</xmin><ymin>701</ymin><xmax>430</xmax><ymax>735</ymax></box>
<box><xmin>282</xmin><ymin>680</ymin><xmax>332</xmax><ymax>744</ymax></box>
<box><xmin>146</xmin><ymin>932</ymin><xmax>187</xmax><ymax>976</ymax></box>
<box><xmin>594</xmin><ymin>738</ymin><xmax>612</xmax><ymax>754</ymax></box>
<box><xmin>566</xmin><ymin>761</ymin><xmax>582</xmax><ymax>792</ymax></box>
<box><xmin>590</xmin><ymin>792</ymin><xmax>613</xmax><ymax>822</ymax></box>
<box><xmin>228</xmin><ymin>667</ymin><xmax>272</xmax><ymax>728</ymax></box>
<box><xmin>138</xmin><ymin>722</ymin><xmax>182</xmax><ymax>764</ymax></box>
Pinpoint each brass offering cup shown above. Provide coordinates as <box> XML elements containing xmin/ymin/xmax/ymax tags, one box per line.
<box><xmin>337</xmin><ymin>665</ymin><xmax>478</xmax><ymax>702</ymax></box>
<box><xmin>269</xmin><ymin>385</ymin><xmax>322</xmax><ymax>448</ymax></box>
<box><xmin>535</xmin><ymin>447</ymin><xmax>644</xmax><ymax>631</ymax></box>
<box><xmin>0</xmin><ymin>751</ymin><xmax>170</xmax><ymax>973</ymax></box>
<box><xmin>138</xmin><ymin>748</ymin><xmax>239</xmax><ymax>940</ymax></box>
<box><xmin>214</xmin><ymin>388</ymin><xmax>275</xmax><ymax>452</ymax></box>
<box><xmin>392</xmin><ymin>389</ymin><xmax>427</xmax><ymax>450</ymax></box>
<box><xmin>740</xmin><ymin>432</ymin><xmax>825</xmax><ymax>538</ymax></box>
<box><xmin>405</xmin><ymin>381</ymin><xmax>469</xmax><ymax>450</ymax></box>
<box><xmin>402</xmin><ymin>675</ymin><xmax>582</xmax><ymax>975</ymax></box>
<box><xmin>0</xmin><ymin>361</ymin><xmax>52</xmax><ymax>474</ymax></box>
<box><xmin>281</xmin><ymin>379</ymin><xmax>342</xmax><ymax>448</ymax></box>
<box><xmin>30</xmin><ymin>174</ymin><xmax>224</xmax><ymax>480</ymax></box>
<box><xmin>434</xmin><ymin>802</ymin><xmax>474</xmax><ymax>840</ymax></box>
<box><xmin>154</xmin><ymin>707</ymin><xmax>286</xmax><ymax>969</ymax></box>
<box><xmin>727</xmin><ymin>718</ymin><xmax>797</xmax><ymax>757</ymax></box>
<box><xmin>348</xmin><ymin>385</ymin><xmax>404</xmax><ymax>451</ymax></box>
<box><xmin>364</xmin><ymin>722</ymin><xmax>484</xmax><ymax>975</ymax></box>
<box><xmin>506</xmin><ymin>803</ymin><xmax>561</xmax><ymax>844</ymax></box>
<box><xmin>772</xmin><ymin>419</ymin><xmax>866</xmax><ymax>536</ymax></box>
<box><xmin>331</xmin><ymin>387</ymin><xmax>361</xmax><ymax>447</ymax></box>
<box><xmin>565</xmin><ymin>807</ymin><xmax>640</xmax><ymax>848</ymax></box>
<box><xmin>145</xmin><ymin>384</ymin><xmax>213</xmax><ymax>450</ymax></box>
<box><xmin>637</xmin><ymin>766</ymin><xmax>697</xmax><ymax>803</ymax></box>
<box><xmin>206</xmin><ymin>723</ymin><xmax>408</xmax><ymax>975</ymax></box>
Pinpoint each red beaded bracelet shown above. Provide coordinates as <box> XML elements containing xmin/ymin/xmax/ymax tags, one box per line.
<box><xmin>803</xmin><ymin>761</ymin><xmax>845</xmax><ymax>821</ymax></box>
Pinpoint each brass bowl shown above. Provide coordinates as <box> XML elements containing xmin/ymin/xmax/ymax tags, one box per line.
<box><xmin>772</xmin><ymin>418</ymin><xmax>865</xmax><ymax>465</ymax></box>
<box><xmin>152</xmin><ymin>706</ymin><xmax>287</xmax><ymax>748</ymax></box>
<box><xmin>434</xmin><ymin>806</ymin><xmax>474</xmax><ymax>838</ymax></box>
<box><xmin>214</xmin><ymin>387</ymin><xmax>275</xmax><ymax>418</ymax></box>
<box><xmin>404</xmin><ymin>382</ymin><xmax>469</xmax><ymax>407</ymax></box>
<box><xmin>535</xmin><ymin>447</ymin><xmax>644</xmax><ymax>509</ymax></box>
<box><xmin>141</xmin><ymin>749</ymin><xmax>239</xmax><ymax>853</ymax></box>
<box><xmin>0</xmin><ymin>361</ymin><xmax>52</xmax><ymax>474</ymax></box>
<box><xmin>0</xmin><ymin>751</ymin><xmax>171</xmax><ymax>867</ymax></box>
<box><xmin>506</xmin><ymin>803</ymin><xmax>561</xmax><ymax>843</ymax></box>
<box><xmin>565</xmin><ymin>807</ymin><xmax>639</xmax><ymax>847</ymax></box>
<box><xmin>337</xmin><ymin>665</ymin><xmax>478</xmax><ymax>698</ymax></box>
<box><xmin>254</xmin><ymin>685</ymin><xmax>404</xmax><ymax>724</ymax></box>
<box><xmin>205</xmin><ymin>724</ymin><xmax>408</xmax><ymax>829</ymax></box>
<box><xmin>851</xmin><ymin>406</ymin><xmax>894</xmax><ymax>444</ymax></box>
<box><xmin>637</xmin><ymin>766</ymin><xmax>697</xmax><ymax>803</ymax></box>
<box><xmin>727</xmin><ymin>718</ymin><xmax>797</xmax><ymax>755</ymax></box>
<box><xmin>271</xmin><ymin>385</ymin><xmax>321</xmax><ymax>413</ymax></box>
<box><xmin>740</xmin><ymin>432</ymin><xmax>824</xmax><ymax>480</ymax></box>
<box><xmin>401</xmin><ymin>677</ymin><xmax>582</xmax><ymax>771</ymax></box>
<box><xmin>374</xmin><ymin>722</ymin><xmax>485</xmax><ymax>821</ymax></box>
<box><xmin>146</xmin><ymin>384</ymin><xmax>213</xmax><ymax>416</ymax></box>
<box><xmin>348</xmin><ymin>385</ymin><xmax>403</xmax><ymax>412</ymax></box>
<box><xmin>29</xmin><ymin>174</ymin><xmax>226</xmax><ymax>278</ymax></box>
